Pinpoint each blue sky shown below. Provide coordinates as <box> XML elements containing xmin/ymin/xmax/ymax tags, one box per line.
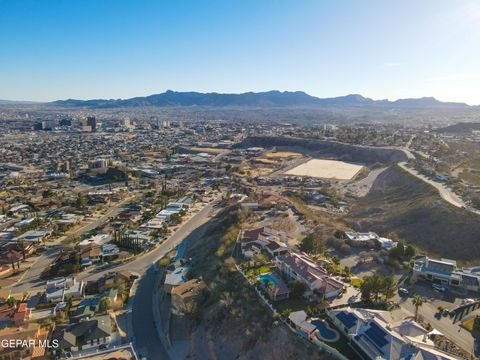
<box><xmin>1</xmin><ymin>0</ymin><xmax>480</xmax><ymax>104</ymax></box>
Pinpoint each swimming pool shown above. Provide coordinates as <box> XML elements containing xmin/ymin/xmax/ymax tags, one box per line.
<box><xmin>259</xmin><ymin>273</ymin><xmax>280</xmax><ymax>286</ymax></box>
<box><xmin>311</xmin><ymin>319</ymin><xmax>340</xmax><ymax>342</ymax></box>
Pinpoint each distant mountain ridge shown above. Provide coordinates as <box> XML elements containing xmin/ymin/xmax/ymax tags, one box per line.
<box><xmin>50</xmin><ymin>90</ymin><xmax>471</xmax><ymax>109</ymax></box>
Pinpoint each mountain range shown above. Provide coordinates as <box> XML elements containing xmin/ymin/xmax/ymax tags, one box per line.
<box><xmin>13</xmin><ymin>90</ymin><xmax>475</xmax><ymax>109</ymax></box>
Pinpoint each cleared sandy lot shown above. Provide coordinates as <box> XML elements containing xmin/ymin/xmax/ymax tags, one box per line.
<box><xmin>285</xmin><ymin>159</ymin><xmax>365</xmax><ymax>180</ymax></box>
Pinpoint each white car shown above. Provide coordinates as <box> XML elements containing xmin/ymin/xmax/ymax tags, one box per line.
<box><xmin>398</xmin><ymin>288</ymin><xmax>409</xmax><ymax>296</ymax></box>
<box><xmin>432</xmin><ymin>284</ymin><xmax>447</xmax><ymax>292</ymax></box>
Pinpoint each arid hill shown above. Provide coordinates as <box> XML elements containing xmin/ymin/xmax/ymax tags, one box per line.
<box><xmin>347</xmin><ymin>165</ymin><xmax>480</xmax><ymax>263</ymax></box>
<box><xmin>241</xmin><ymin>136</ymin><xmax>407</xmax><ymax>165</ymax></box>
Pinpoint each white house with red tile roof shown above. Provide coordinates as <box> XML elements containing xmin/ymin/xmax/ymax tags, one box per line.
<box><xmin>276</xmin><ymin>251</ymin><xmax>344</xmax><ymax>299</ymax></box>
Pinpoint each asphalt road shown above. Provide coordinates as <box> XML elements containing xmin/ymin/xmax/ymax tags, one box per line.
<box><xmin>78</xmin><ymin>199</ymin><xmax>219</xmax><ymax>284</ymax></box>
<box><xmin>10</xmin><ymin>198</ymin><xmax>218</xmax><ymax>294</ymax></box>
<box><xmin>132</xmin><ymin>267</ymin><xmax>169</xmax><ymax>360</ymax></box>
<box><xmin>121</xmin><ymin>200</ymin><xmax>220</xmax><ymax>360</ymax></box>
<box><xmin>8</xmin><ymin>200</ymin><xmax>129</xmax><ymax>293</ymax></box>
<box><xmin>394</xmin><ymin>283</ymin><xmax>477</xmax><ymax>357</ymax></box>
<box><xmin>398</xmin><ymin>162</ymin><xmax>466</xmax><ymax>209</ymax></box>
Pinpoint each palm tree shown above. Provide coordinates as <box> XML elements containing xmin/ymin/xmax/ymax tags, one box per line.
<box><xmin>412</xmin><ymin>295</ymin><xmax>424</xmax><ymax>321</ymax></box>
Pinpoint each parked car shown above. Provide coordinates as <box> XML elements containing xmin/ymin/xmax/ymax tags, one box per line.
<box><xmin>398</xmin><ymin>288</ymin><xmax>409</xmax><ymax>296</ymax></box>
<box><xmin>462</xmin><ymin>298</ymin><xmax>476</xmax><ymax>304</ymax></box>
<box><xmin>432</xmin><ymin>284</ymin><xmax>447</xmax><ymax>292</ymax></box>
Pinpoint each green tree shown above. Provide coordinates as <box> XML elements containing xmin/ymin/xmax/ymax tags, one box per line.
<box><xmin>6</xmin><ymin>297</ymin><xmax>16</xmax><ymax>307</ymax></box>
<box><xmin>299</xmin><ymin>233</ymin><xmax>324</xmax><ymax>254</ymax></box>
<box><xmin>75</xmin><ymin>193</ymin><xmax>87</xmax><ymax>209</ymax></box>
<box><xmin>404</xmin><ymin>245</ymin><xmax>416</xmax><ymax>259</ymax></box>
<box><xmin>381</xmin><ymin>276</ymin><xmax>396</xmax><ymax>300</ymax></box>
<box><xmin>412</xmin><ymin>295</ymin><xmax>425</xmax><ymax>321</ymax></box>
<box><xmin>360</xmin><ymin>276</ymin><xmax>374</xmax><ymax>302</ymax></box>
<box><xmin>389</xmin><ymin>240</ymin><xmax>405</xmax><ymax>259</ymax></box>
<box><xmin>100</xmin><ymin>296</ymin><xmax>111</xmax><ymax>311</ymax></box>
<box><xmin>291</xmin><ymin>280</ymin><xmax>306</xmax><ymax>299</ymax></box>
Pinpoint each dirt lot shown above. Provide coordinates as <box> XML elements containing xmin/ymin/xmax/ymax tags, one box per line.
<box><xmin>285</xmin><ymin>159</ymin><xmax>365</xmax><ymax>180</ymax></box>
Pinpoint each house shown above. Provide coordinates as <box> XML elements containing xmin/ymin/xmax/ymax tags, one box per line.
<box><xmin>70</xmin><ymin>298</ymin><xmax>100</xmax><ymax>323</ymax></box>
<box><xmin>55</xmin><ymin>213</ymin><xmax>83</xmax><ymax>227</ymax></box>
<box><xmin>8</xmin><ymin>204</ymin><xmax>30</xmax><ymax>216</ymax></box>
<box><xmin>413</xmin><ymin>256</ymin><xmax>480</xmax><ymax>292</ymax></box>
<box><xmin>242</xmin><ymin>243</ymin><xmax>262</xmax><ymax>259</ymax></box>
<box><xmin>276</xmin><ymin>251</ymin><xmax>344</xmax><ymax>299</ymax></box>
<box><xmin>344</xmin><ymin>232</ymin><xmax>379</xmax><ymax>247</ymax></box>
<box><xmin>264</xmin><ymin>241</ymin><xmax>288</xmax><ymax>257</ymax></box>
<box><xmin>14</xmin><ymin>230</ymin><xmax>51</xmax><ymax>244</ymax></box>
<box><xmin>78</xmin><ymin>234</ymin><xmax>111</xmax><ymax>248</ymax></box>
<box><xmin>0</xmin><ymin>323</ymin><xmax>45</xmax><ymax>359</ymax></box>
<box><xmin>97</xmin><ymin>275</ymin><xmax>116</xmax><ymax>293</ymax></box>
<box><xmin>46</xmin><ymin>276</ymin><xmax>84</xmax><ymax>302</ymax></box>
<box><xmin>240</xmin><ymin>226</ymin><xmax>288</xmax><ymax>258</ymax></box>
<box><xmin>288</xmin><ymin>310</ymin><xmax>317</xmax><ymax>338</ymax></box>
<box><xmin>14</xmin><ymin>217</ymin><xmax>35</xmax><ymax>228</ymax></box>
<box><xmin>164</xmin><ymin>264</ymin><xmax>190</xmax><ymax>293</ymax></box>
<box><xmin>52</xmin><ymin>315</ymin><xmax>112</xmax><ymax>355</ymax></box>
<box><xmin>171</xmin><ymin>278</ymin><xmax>206</xmax><ymax>314</ymax></box>
<box><xmin>79</xmin><ymin>243</ymin><xmax>101</xmax><ymax>266</ymax></box>
<box><xmin>13</xmin><ymin>302</ymin><xmax>30</xmax><ymax>326</ymax></box>
<box><xmin>142</xmin><ymin>218</ymin><xmax>165</xmax><ymax>229</ymax></box>
<box><xmin>176</xmin><ymin>196</ymin><xmax>194</xmax><ymax>208</ymax></box>
<box><xmin>101</xmin><ymin>243</ymin><xmax>120</xmax><ymax>259</ymax></box>
<box><xmin>29</xmin><ymin>307</ymin><xmax>57</xmax><ymax>322</ymax></box>
<box><xmin>328</xmin><ymin>307</ymin><xmax>457</xmax><ymax>360</ymax></box>
<box><xmin>344</xmin><ymin>231</ymin><xmax>397</xmax><ymax>250</ymax></box>
<box><xmin>0</xmin><ymin>304</ymin><xmax>15</xmax><ymax>328</ymax></box>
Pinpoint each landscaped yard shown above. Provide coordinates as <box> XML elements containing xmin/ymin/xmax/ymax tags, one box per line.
<box><xmin>244</xmin><ymin>264</ymin><xmax>273</xmax><ymax>278</ymax></box>
<box><xmin>275</xmin><ymin>297</ymin><xmax>313</xmax><ymax>314</ymax></box>
<box><xmin>351</xmin><ymin>277</ymin><xmax>362</xmax><ymax>287</ymax></box>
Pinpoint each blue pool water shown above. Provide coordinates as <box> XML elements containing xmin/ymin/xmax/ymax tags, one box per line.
<box><xmin>311</xmin><ymin>320</ymin><xmax>338</xmax><ymax>341</ymax></box>
<box><xmin>259</xmin><ymin>273</ymin><xmax>280</xmax><ymax>286</ymax></box>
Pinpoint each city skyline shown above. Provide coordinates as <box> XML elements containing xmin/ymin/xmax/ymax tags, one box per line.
<box><xmin>1</xmin><ymin>0</ymin><xmax>480</xmax><ymax>104</ymax></box>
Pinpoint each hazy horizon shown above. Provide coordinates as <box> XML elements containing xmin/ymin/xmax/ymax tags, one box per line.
<box><xmin>0</xmin><ymin>89</ymin><xmax>474</xmax><ymax>106</ymax></box>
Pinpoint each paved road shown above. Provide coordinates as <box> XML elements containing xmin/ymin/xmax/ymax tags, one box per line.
<box><xmin>8</xmin><ymin>200</ymin><xmax>130</xmax><ymax>294</ymax></box>
<box><xmin>398</xmin><ymin>296</ymin><xmax>475</xmax><ymax>356</ymax></box>
<box><xmin>132</xmin><ymin>267</ymin><xmax>169</xmax><ymax>360</ymax></box>
<box><xmin>78</xmin><ymin>200</ymin><xmax>219</xmax><ymax>284</ymax></box>
<box><xmin>398</xmin><ymin>162</ymin><xmax>466</xmax><ymax>209</ymax></box>
<box><xmin>125</xmin><ymin>200</ymin><xmax>220</xmax><ymax>360</ymax></box>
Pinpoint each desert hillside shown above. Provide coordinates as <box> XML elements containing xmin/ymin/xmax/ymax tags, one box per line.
<box><xmin>347</xmin><ymin>165</ymin><xmax>480</xmax><ymax>263</ymax></box>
